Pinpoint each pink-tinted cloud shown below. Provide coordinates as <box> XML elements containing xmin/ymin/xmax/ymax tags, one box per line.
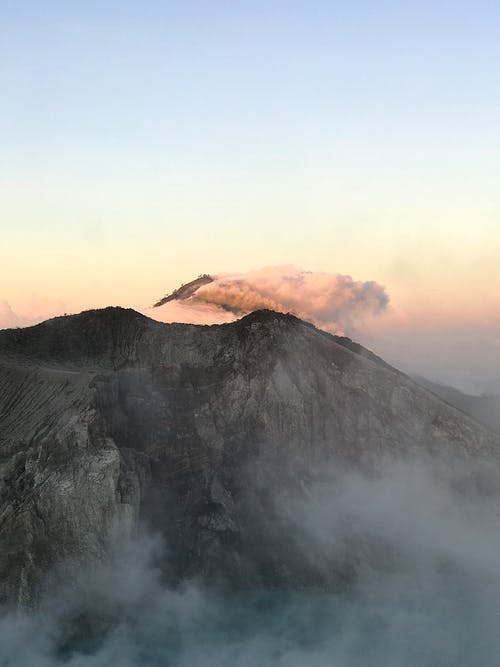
<box><xmin>0</xmin><ymin>298</ymin><xmax>68</xmax><ymax>330</ymax></box>
<box><xmin>145</xmin><ymin>266</ymin><xmax>389</xmax><ymax>335</ymax></box>
<box><xmin>145</xmin><ymin>299</ymin><xmax>236</xmax><ymax>326</ymax></box>
<box><xmin>0</xmin><ymin>301</ymin><xmax>21</xmax><ymax>329</ymax></box>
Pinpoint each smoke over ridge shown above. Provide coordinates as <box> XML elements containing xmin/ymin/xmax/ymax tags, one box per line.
<box><xmin>148</xmin><ymin>266</ymin><xmax>389</xmax><ymax>334</ymax></box>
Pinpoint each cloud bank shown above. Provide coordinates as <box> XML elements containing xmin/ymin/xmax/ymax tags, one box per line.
<box><xmin>146</xmin><ymin>266</ymin><xmax>389</xmax><ymax>335</ymax></box>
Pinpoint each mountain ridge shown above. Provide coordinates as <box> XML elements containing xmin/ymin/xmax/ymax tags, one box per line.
<box><xmin>0</xmin><ymin>306</ymin><xmax>394</xmax><ymax>373</ymax></box>
<box><xmin>152</xmin><ymin>274</ymin><xmax>214</xmax><ymax>308</ymax></box>
<box><xmin>1</xmin><ymin>307</ymin><xmax>499</xmax><ymax>607</ymax></box>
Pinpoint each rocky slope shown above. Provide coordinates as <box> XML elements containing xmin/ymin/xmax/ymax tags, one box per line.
<box><xmin>0</xmin><ymin>308</ymin><xmax>499</xmax><ymax>606</ymax></box>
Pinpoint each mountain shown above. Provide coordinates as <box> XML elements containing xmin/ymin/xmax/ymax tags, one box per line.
<box><xmin>0</xmin><ymin>307</ymin><xmax>499</xmax><ymax>607</ymax></box>
<box><xmin>413</xmin><ymin>375</ymin><xmax>500</xmax><ymax>434</ymax></box>
<box><xmin>152</xmin><ymin>274</ymin><xmax>213</xmax><ymax>307</ymax></box>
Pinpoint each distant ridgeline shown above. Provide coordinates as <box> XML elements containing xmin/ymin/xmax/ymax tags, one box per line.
<box><xmin>153</xmin><ymin>274</ymin><xmax>213</xmax><ymax>307</ymax></box>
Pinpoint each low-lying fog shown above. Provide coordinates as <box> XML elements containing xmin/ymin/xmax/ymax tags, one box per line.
<box><xmin>2</xmin><ymin>456</ymin><xmax>500</xmax><ymax>666</ymax></box>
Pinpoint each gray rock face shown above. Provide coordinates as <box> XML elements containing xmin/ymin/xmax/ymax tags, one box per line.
<box><xmin>0</xmin><ymin>308</ymin><xmax>499</xmax><ymax>606</ymax></box>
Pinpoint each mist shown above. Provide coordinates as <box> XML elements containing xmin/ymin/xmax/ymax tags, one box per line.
<box><xmin>0</xmin><ymin>298</ymin><xmax>68</xmax><ymax>331</ymax></box>
<box><xmin>3</xmin><ymin>455</ymin><xmax>500</xmax><ymax>666</ymax></box>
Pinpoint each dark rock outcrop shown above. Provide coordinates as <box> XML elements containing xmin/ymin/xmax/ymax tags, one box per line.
<box><xmin>1</xmin><ymin>308</ymin><xmax>499</xmax><ymax>606</ymax></box>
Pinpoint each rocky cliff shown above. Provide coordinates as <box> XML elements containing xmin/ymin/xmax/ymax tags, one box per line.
<box><xmin>1</xmin><ymin>308</ymin><xmax>499</xmax><ymax>606</ymax></box>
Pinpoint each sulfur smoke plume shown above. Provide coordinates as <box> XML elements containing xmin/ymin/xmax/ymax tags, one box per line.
<box><xmin>147</xmin><ymin>266</ymin><xmax>389</xmax><ymax>335</ymax></box>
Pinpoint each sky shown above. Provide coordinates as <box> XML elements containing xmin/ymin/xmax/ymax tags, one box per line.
<box><xmin>1</xmin><ymin>1</ymin><xmax>499</xmax><ymax>391</ymax></box>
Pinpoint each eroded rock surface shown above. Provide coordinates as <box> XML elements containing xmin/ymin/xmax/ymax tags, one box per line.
<box><xmin>1</xmin><ymin>308</ymin><xmax>499</xmax><ymax>605</ymax></box>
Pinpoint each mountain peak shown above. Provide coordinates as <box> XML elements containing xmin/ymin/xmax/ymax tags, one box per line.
<box><xmin>153</xmin><ymin>274</ymin><xmax>213</xmax><ymax>307</ymax></box>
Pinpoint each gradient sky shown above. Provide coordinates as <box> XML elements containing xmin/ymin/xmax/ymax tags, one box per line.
<box><xmin>1</xmin><ymin>1</ymin><xmax>499</xmax><ymax>390</ymax></box>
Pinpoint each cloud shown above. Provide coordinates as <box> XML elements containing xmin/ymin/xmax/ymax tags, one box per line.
<box><xmin>145</xmin><ymin>266</ymin><xmax>389</xmax><ymax>335</ymax></box>
<box><xmin>0</xmin><ymin>301</ymin><xmax>21</xmax><ymax>329</ymax></box>
<box><xmin>146</xmin><ymin>299</ymin><xmax>236</xmax><ymax>326</ymax></box>
<box><xmin>0</xmin><ymin>298</ymin><xmax>68</xmax><ymax>330</ymax></box>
